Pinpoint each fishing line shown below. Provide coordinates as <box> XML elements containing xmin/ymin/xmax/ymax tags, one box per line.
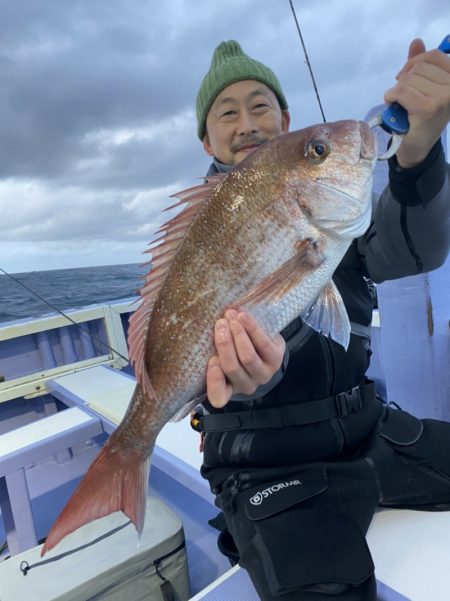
<box><xmin>0</xmin><ymin>267</ymin><xmax>130</xmax><ymax>363</ymax></box>
<box><xmin>288</xmin><ymin>0</ymin><xmax>327</xmax><ymax>123</ymax></box>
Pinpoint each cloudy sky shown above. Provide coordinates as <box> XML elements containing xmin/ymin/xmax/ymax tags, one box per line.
<box><xmin>0</xmin><ymin>0</ymin><xmax>447</xmax><ymax>273</ymax></box>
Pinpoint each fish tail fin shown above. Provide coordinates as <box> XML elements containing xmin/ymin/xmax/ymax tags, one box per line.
<box><xmin>40</xmin><ymin>435</ymin><xmax>151</xmax><ymax>556</ymax></box>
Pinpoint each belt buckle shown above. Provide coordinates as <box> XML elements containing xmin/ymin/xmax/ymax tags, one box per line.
<box><xmin>335</xmin><ymin>386</ymin><xmax>363</xmax><ymax>418</ymax></box>
<box><xmin>190</xmin><ymin>411</ymin><xmax>204</xmax><ymax>432</ymax></box>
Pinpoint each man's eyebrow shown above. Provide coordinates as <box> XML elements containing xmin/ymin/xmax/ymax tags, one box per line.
<box><xmin>215</xmin><ymin>96</ymin><xmax>238</xmax><ymax>108</ymax></box>
<box><xmin>246</xmin><ymin>88</ymin><xmax>272</xmax><ymax>101</ymax></box>
<box><xmin>215</xmin><ymin>88</ymin><xmax>273</xmax><ymax>109</ymax></box>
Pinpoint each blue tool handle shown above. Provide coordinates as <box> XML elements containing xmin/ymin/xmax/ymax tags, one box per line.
<box><xmin>438</xmin><ymin>35</ymin><xmax>450</xmax><ymax>53</ymax></box>
<box><xmin>379</xmin><ymin>34</ymin><xmax>450</xmax><ymax>135</ymax></box>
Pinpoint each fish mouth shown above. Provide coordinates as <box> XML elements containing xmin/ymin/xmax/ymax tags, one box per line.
<box><xmin>359</xmin><ymin>121</ymin><xmax>377</xmax><ymax>160</ymax></box>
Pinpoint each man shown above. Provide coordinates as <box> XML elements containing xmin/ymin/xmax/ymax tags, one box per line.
<box><xmin>193</xmin><ymin>40</ymin><xmax>450</xmax><ymax>600</ymax></box>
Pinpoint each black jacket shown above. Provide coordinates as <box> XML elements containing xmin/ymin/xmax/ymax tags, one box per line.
<box><xmin>201</xmin><ymin>141</ymin><xmax>450</xmax><ymax>478</ymax></box>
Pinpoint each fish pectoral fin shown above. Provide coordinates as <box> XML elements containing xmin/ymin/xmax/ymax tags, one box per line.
<box><xmin>237</xmin><ymin>238</ymin><xmax>324</xmax><ymax>306</ymax></box>
<box><xmin>301</xmin><ymin>280</ymin><xmax>351</xmax><ymax>349</ymax></box>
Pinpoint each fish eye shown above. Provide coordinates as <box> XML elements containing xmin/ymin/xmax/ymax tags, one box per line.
<box><xmin>305</xmin><ymin>139</ymin><xmax>329</xmax><ymax>162</ymax></box>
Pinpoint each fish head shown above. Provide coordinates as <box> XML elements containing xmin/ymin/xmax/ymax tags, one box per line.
<box><xmin>253</xmin><ymin>120</ymin><xmax>377</xmax><ymax>240</ymax></box>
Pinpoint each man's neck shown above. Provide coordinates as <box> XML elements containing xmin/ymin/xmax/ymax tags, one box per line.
<box><xmin>206</xmin><ymin>157</ymin><xmax>233</xmax><ymax>176</ymax></box>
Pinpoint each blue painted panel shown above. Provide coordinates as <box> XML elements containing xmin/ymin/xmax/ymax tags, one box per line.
<box><xmin>365</xmin><ymin>109</ymin><xmax>449</xmax><ymax>418</ymax></box>
<box><xmin>0</xmin><ymin>335</ymin><xmax>43</xmax><ymax>379</ymax></box>
<box><xmin>377</xmin><ymin>261</ymin><xmax>450</xmax><ymax>419</ymax></box>
<box><xmin>0</xmin><ymin>317</ymin><xmax>113</xmax><ymax>384</ymax></box>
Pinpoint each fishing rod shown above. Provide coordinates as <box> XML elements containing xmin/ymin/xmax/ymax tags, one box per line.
<box><xmin>288</xmin><ymin>0</ymin><xmax>327</xmax><ymax>123</ymax></box>
<box><xmin>289</xmin><ymin>2</ymin><xmax>450</xmax><ymax>159</ymax></box>
<box><xmin>0</xmin><ymin>267</ymin><xmax>130</xmax><ymax>363</ymax></box>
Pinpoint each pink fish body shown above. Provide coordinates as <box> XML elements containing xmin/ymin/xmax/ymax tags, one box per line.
<box><xmin>41</xmin><ymin>120</ymin><xmax>376</xmax><ymax>555</ymax></box>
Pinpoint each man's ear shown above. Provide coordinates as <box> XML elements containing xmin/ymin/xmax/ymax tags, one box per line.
<box><xmin>281</xmin><ymin>110</ymin><xmax>291</xmax><ymax>134</ymax></box>
<box><xmin>203</xmin><ymin>132</ymin><xmax>214</xmax><ymax>157</ymax></box>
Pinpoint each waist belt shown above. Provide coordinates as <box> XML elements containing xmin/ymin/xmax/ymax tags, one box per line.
<box><xmin>191</xmin><ymin>381</ymin><xmax>377</xmax><ymax>433</ymax></box>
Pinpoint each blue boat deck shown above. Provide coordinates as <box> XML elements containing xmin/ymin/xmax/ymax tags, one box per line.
<box><xmin>0</xmin><ymin>287</ymin><xmax>449</xmax><ymax>600</ymax></box>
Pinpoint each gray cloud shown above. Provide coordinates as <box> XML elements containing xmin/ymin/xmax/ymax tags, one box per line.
<box><xmin>0</xmin><ymin>0</ymin><xmax>447</xmax><ymax>272</ymax></box>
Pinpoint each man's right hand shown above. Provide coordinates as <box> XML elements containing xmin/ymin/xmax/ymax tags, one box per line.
<box><xmin>206</xmin><ymin>309</ymin><xmax>286</xmax><ymax>408</ymax></box>
<box><xmin>384</xmin><ymin>38</ymin><xmax>450</xmax><ymax>168</ymax></box>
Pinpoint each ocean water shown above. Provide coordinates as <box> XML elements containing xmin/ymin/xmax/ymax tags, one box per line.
<box><xmin>0</xmin><ymin>262</ymin><xmax>379</xmax><ymax>325</ymax></box>
<box><xmin>0</xmin><ymin>263</ymin><xmax>147</xmax><ymax>324</ymax></box>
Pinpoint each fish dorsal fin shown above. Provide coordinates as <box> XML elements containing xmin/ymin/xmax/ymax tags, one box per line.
<box><xmin>128</xmin><ymin>174</ymin><xmax>226</xmax><ymax>396</ymax></box>
<box><xmin>302</xmin><ymin>280</ymin><xmax>351</xmax><ymax>349</ymax></box>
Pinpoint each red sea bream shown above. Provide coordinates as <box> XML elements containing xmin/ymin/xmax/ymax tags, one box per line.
<box><xmin>41</xmin><ymin>119</ymin><xmax>377</xmax><ymax>555</ymax></box>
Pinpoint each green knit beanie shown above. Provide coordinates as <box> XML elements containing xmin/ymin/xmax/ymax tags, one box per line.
<box><xmin>196</xmin><ymin>40</ymin><xmax>288</xmax><ymax>140</ymax></box>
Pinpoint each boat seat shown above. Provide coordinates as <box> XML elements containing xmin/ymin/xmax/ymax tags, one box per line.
<box><xmin>0</xmin><ymin>407</ymin><xmax>102</xmax><ymax>555</ymax></box>
<box><xmin>48</xmin><ymin>365</ymin><xmax>210</xmax><ymax>499</ymax></box>
<box><xmin>189</xmin><ymin>508</ymin><xmax>450</xmax><ymax>601</ymax></box>
<box><xmin>366</xmin><ymin>508</ymin><xmax>450</xmax><ymax>600</ymax></box>
<box><xmin>48</xmin><ymin>366</ymin><xmax>137</xmax><ymax>430</ymax></box>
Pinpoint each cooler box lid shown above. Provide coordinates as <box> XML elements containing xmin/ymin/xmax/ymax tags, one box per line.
<box><xmin>0</xmin><ymin>496</ymin><xmax>190</xmax><ymax>601</ymax></box>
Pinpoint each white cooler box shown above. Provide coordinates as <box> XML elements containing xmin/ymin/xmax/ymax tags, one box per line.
<box><xmin>0</xmin><ymin>497</ymin><xmax>191</xmax><ymax>601</ymax></box>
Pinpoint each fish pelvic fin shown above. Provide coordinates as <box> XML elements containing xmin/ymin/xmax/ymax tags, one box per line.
<box><xmin>302</xmin><ymin>280</ymin><xmax>351</xmax><ymax>349</ymax></box>
<box><xmin>40</xmin><ymin>434</ymin><xmax>151</xmax><ymax>557</ymax></box>
<box><xmin>128</xmin><ymin>174</ymin><xmax>226</xmax><ymax>397</ymax></box>
<box><xmin>170</xmin><ymin>393</ymin><xmax>207</xmax><ymax>422</ymax></box>
<box><xmin>237</xmin><ymin>238</ymin><xmax>324</xmax><ymax>307</ymax></box>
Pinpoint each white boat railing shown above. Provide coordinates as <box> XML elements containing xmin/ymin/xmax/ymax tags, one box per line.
<box><xmin>0</xmin><ymin>298</ymin><xmax>380</xmax><ymax>405</ymax></box>
<box><xmin>0</xmin><ymin>298</ymin><xmax>140</xmax><ymax>404</ymax></box>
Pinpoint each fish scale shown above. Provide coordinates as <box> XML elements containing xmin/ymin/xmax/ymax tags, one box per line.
<box><xmin>145</xmin><ymin>192</ymin><xmax>312</xmax><ymax>405</ymax></box>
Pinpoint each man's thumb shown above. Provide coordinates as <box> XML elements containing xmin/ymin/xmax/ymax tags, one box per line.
<box><xmin>408</xmin><ymin>38</ymin><xmax>426</xmax><ymax>59</ymax></box>
<box><xmin>396</xmin><ymin>39</ymin><xmax>426</xmax><ymax>79</ymax></box>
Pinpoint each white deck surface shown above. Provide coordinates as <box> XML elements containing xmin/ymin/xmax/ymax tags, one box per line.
<box><xmin>50</xmin><ymin>366</ymin><xmax>203</xmax><ymax>469</ymax></box>
<box><xmin>367</xmin><ymin>508</ymin><xmax>450</xmax><ymax>600</ymax></box>
<box><xmin>0</xmin><ymin>407</ymin><xmax>93</xmax><ymax>457</ymax></box>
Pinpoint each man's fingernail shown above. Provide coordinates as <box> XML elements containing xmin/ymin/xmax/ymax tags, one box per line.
<box><xmin>216</xmin><ymin>318</ymin><xmax>227</xmax><ymax>330</ymax></box>
<box><xmin>215</xmin><ymin>319</ymin><xmax>229</xmax><ymax>341</ymax></box>
<box><xmin>229</xmin><ymin>319</ymin><xmax>241</xmax><ymax>334</ymax></box>
<box><xmin>225</xmin><ymin>308</ymin><xmax>238</xmax><ymax>320</ymax></box>
<box><xmin>238</xmin><ymin>311</ymin><xmax>250</xmax><ymax>323</ymax></box>
<box><xmin>208</xmin><ymin>356</ymin><xmax>221</xmax><ymax>369</ymax></box>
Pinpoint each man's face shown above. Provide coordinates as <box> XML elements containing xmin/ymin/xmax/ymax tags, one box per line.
<box><xmin>203</xmin><ymin>80</ymin><xmax>290</xmax><ymax>166</ymax></box>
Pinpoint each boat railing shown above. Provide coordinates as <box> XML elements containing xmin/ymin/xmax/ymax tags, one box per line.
<box><xmin>0</xmin><ymin>297</ymin><xmax>141</xmax><ymax>404</ymax></box>
<box><xmin>0</xmin><ymin>297</ymin><xmax>381</xmax><ymax>406</ymax></box>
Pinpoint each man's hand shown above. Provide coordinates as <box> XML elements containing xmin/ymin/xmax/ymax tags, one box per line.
<box><xmin>384</xmin><ymin>38</ymin><xmax>450</xmax><ymax>168</ymax></box>
<box><xmin>206</xmin><ymin>309</ymin><xmax>286</xmax><ymax>408</ymax></box>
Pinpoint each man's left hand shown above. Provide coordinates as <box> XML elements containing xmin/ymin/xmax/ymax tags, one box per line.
<box><xmin>206</xmin><ymin>309</ymin><xmax>286</xmax><ymax>408</ymax></box>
